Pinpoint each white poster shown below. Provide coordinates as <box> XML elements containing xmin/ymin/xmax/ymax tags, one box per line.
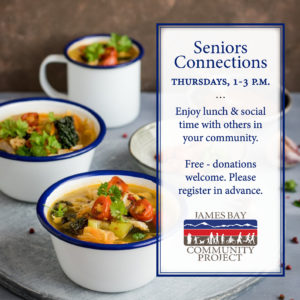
<box><xmin>157</xmin><ymin>24</ymin><xmax>284</xmax><ymax>275</ymax></box>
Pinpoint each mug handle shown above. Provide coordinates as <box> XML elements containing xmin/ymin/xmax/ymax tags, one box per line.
<box><xmin>39</xmin><ymin>54</ymin><xmax>68</xmax><ymax>99</ymax></box>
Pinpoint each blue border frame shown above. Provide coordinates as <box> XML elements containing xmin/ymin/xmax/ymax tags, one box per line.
<box><xmin>0</xmin><ymin>97</ymin><xmax>106</xmax><ymax>162</ymax></box>
<box><xmin>36</xmin><ymin>170</ymin><xmax>157</xmax><ymax>250</ymax></box>
<box><xmin>63</xmin><ymin>34</ymin><xmax>144</xmax><ymax>69</ymax></box>
<box><xmin>156</xmin><ymin>23</ymin><xmax>285</xmax><ymax>277</ymax></box>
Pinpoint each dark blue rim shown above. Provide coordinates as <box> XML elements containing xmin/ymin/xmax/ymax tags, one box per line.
<box><xmin>0</xmin><ymin>97</ymin><xmax>106</xmax><ymax>162</ymax></box>
<box><xmin>64</xmin><ymin>34</ymin><xmax>144</xmax><ymax>69</ymax></box>
<box><xmin>37</xmin><ymin>170</ymin><xmax>157</xmax><ymax>250</ymax></box>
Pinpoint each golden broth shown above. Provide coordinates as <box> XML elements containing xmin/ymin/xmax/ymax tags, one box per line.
<box><xmin>0</xmin><ymin>112</ymin><xmax>97</xmax><ymax>156</ymax></box>
<box><xmin>48</xmin><ymin>183</ymin><xmax>156</xmax><ymax>244</ymax></box>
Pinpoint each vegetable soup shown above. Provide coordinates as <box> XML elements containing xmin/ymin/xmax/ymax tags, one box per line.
<box><xmin>47</xmin><ymin>176</ymin><xmax>156</xmax><ymax>244</ymax></box>
<box><xmin>0</xmin><ymin>111</ymin><xmax>96</xmax><ymax>157</ymax></box>
<box><xmin>68</xmin><ymin>33</ymin><xmax>139</xmax><ymax>66</ymax></box>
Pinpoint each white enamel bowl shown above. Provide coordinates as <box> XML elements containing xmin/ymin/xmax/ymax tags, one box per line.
<box><xmin>0</xmin><ymin>98</ymin><xmax>106</xmax><ymax>202</ymax></box>
<box><xmin>37</xmin><ymin>170</ymin><xmax>157</xmax><ymax>292</ymax></box>
<box><xmin>129</xmin><ymin>122</ymin><xmax>156</xmax><ymax>176</ymax></box>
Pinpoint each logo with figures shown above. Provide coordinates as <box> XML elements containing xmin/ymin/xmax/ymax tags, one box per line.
<box><xmin>184</xmin><ymin>219</ymin><xmax>258</xmax><ymax>246</ymax></box>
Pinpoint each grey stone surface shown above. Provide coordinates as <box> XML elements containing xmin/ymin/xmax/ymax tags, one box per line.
<box><xmin>0</xmin><ymin>92</ymin><xmax>299</xmax><ymax>300</ymax></box>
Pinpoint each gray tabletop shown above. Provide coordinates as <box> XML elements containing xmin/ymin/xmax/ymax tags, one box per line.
<box><xmin>0</xmin><ymin>92</ymin><xmax>299</xmax><ymax>300</ymax></box>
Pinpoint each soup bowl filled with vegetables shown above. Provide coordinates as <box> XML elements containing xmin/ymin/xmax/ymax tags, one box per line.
<box><xmin>37</xmin><ymin>171</ymin><xmax>156</xmax><ymax>292</ymax></box>
<box><xmin>0</xmin><ymin>97</ymin><xmax>106</xmax><ymax>202</ymax></box>
<box><xmin>40</xmin><ymin>33</ymin><xmax>144</xmax><ymax>128</ymax></box>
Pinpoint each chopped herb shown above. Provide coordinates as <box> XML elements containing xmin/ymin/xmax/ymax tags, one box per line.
<box><xmin>48</xmin><ymin>112</ymin><xmax>57</xmax><ymax>122</ymax></box>
<box><xmin>108</xmin><ymin>33</ymin><xmax>132</xmax><ymax>53</ymax></box>
<box><xmin>46</xmin><ymin>134</ymin><xmax>62</xmax><ymax>154</ymax></box>
<box><xmin>53</xmin><ymin>203</ymin><xmax>68</xmax><ymax>217</ymax></box>
<box><xmin>285</xmin><ymin>180</ymin><xmax>297</xmax><ymax>192</ymax></box>
<box><xmin>293</xmin><ymin>200</ymin><xmax>300</xmax><ymax>208</ymax></box>
<box><xmin>98</xmin><ymin>183</ymin><xmax>122</xmax><ymax>202</ymax></box>
<box><xmin>30</xmin><ymin>145</ymin><xmax>47</xmax><ymax>157</ymax></box>
<box><xmin>97</xmin><ymin>182</ymin><xmax>127</xmax><ymax>220</ymax></box>
<box><xmin>44</xmin><ymin>202</ymin><xmax>68</xmax><ymax>217</ymax></box>
<box><xmin>98</xmin><ymin>182</ymin><xmax>109</xmax><ymax>196</ymax></box>
<box><xmin>30</xmin><ymin>131</ymin><xmax>46</xmax><ymax>145</ymax></box>
<box><xmin>0</xmin><ymin>118</ymin><xmax>28</xmax><ymax>139</ymax></box>
<box><xmin>132</xmin><ymin>232</ymin><xmax>146</xmax><ymax>241</ymax></box>
<box><xmin>110</xmin><ymin>200</ymin><xmax>127</xmax><ymax>221</ymax></box>
<box><xmin>15</xmin><ymin>130</ymin><xmax>61</xmax><ymax>157</ymax></box>
<box><xmin>17</xmin><ymin>131</ymin><xmax>61</xmax><ymax>157</ymax></box>
<box><xmin>83</xmin><ymin>42</ymin><xmax>105</xmax><ymax>62</ymax></box>
<box><xmin>108</xmin><ymin>185</ymin><xmax>122</xmax><ymax>202</ymax></box>
<box><xmin>15</xmin><ymin>119</ymin><xmax>29</xmax><ymax>137</ymax></box>
<box><xmin>16</xmin><ymin>145</ymin><xmax>31</xmax><ymax>156</ymax></box>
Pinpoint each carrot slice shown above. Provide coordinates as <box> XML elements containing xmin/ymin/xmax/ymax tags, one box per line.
<box><xmin>72</xmin><ymin>114</ymin><xmax>81</xmax><ymax>131</ymax></box>
<box><xmin>50</xmin><ymin>123</ymin><xmax>56</xmax><ymax>135</ymax></box>
<box><xmin>78</xmin><ymin>226</ymin><xmax>117</xmax><ymax>244</ymax></box>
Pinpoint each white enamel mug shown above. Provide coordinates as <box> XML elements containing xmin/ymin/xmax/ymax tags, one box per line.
<box><xmin>39</xmin><ymin>34</ymin><xmax>144</xmax><ymax>128</ymax></box>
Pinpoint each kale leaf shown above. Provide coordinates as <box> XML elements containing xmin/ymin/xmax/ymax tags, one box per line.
<box><xmin>54</xmin><ymin>116</ymin><xmax>79</xmax><ymax>149</ymax></box>
<box><xmin>69</xmin><ymin>217</ymin><xmax>88</xmax><ymax>235</ymax></box>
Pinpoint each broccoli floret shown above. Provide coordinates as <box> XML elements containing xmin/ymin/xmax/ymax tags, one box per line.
<box><xmin>54</xmin><ymin>116</ymin><xmax>79</xmax><ymax>149</ymax></box>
